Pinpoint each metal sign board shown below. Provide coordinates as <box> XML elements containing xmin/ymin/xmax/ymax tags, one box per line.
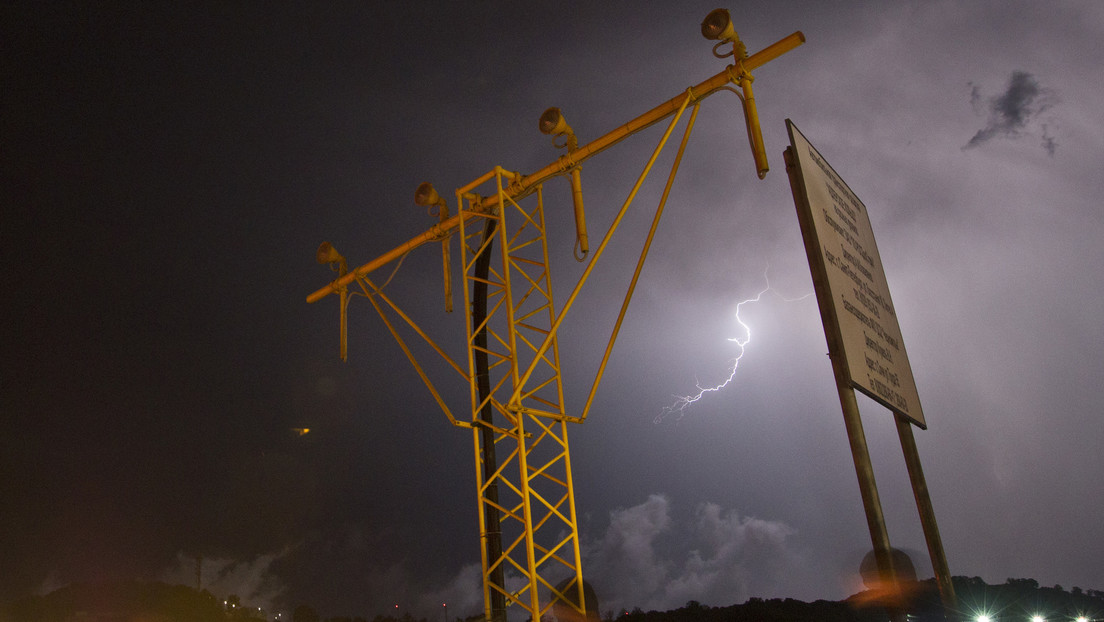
<box><xmin>786</xmin><ymin>120</ymin><xmax>925</xmax><ymax>428</ymax></box>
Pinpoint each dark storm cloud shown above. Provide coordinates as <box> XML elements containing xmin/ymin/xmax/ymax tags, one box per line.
<box><xmin>964</xmin><ymin>71</ymin><xmax>1059</xmax><ymax>153</ymax></box>
<box><xmin>1040</xmin><ymin>124</ymin><xmax>1058</xmax><ymax>156</ymax></box>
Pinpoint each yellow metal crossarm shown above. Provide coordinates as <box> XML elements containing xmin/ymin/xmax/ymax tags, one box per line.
<box><xmin>305</xmin><ymin>30</ymin><xmax>804</xmax><ymax>306</ymax></box>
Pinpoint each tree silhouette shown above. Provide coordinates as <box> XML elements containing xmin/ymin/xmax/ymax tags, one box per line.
<box><xmin>295</xmin><ymin>604</ymin><xmax>321</xmax><ymax>622</ymax></box>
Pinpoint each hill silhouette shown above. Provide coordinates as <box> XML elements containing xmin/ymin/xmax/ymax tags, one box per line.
<box><xmin>3</xmin><ymin>576</ymin><xmax>1102</xmax><ymax>622</ymax></box>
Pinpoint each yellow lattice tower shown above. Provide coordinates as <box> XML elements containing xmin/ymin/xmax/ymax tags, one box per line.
<box><xmin>306</xmin><ymin>11</ymin><xmax>803</xmax><ymax>622</ymax></box>
<box><xmin>455</xmin><ymin>170</ymin><xmax>581</xmax><ymax>621</ymax></box>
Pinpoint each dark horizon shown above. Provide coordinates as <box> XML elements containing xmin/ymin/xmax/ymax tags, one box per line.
<box><xmin>6</xmin><ymin>575</ymin><xmax>1104</xmax><ymax>622</ymax></box>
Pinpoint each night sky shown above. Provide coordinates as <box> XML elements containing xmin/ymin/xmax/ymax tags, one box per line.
<box><xmin>4</xmin><ymin>1</ymin><xmax>1103</xmax><ymax>619</ymax></box>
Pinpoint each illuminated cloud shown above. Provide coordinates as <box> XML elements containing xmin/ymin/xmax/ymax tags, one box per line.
<box><xmin>419</xmin><ymin>495</ymin><xmax>803</xmax><ymax>616</ymax></box>
<box><xmin>414</xmin><ymin>563</ymin><xmax>484</xmax><ymax>617</ymax></box>
<box><xmin>160</xmin><ymin>550</ymin><xmax>288</xmax><ymax>613</ymax></box>
<box><xmin>580</xmin><ymin>495</ymin><xmax>802</xmax><ymax>613</ymax></box>
<box><xmin>584</xmin><ymin>494</ymin><xmax>673</xmax><ymax>608</ymax></box>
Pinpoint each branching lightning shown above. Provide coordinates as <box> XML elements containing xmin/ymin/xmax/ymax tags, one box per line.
<box><xmin>656</xmin><ymin>268</ymin><xmax>811</xmax><ymax>423</ymax></box>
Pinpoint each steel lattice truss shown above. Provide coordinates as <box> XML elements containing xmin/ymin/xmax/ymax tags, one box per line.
<box><xmin>456</xmin><ymin>170</ymin><xmax>583</xmax><ymax>622</ymax></box>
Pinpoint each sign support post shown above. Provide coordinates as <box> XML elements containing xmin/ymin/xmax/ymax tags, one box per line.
<box><xmin>895</xmin><ymin>414</ymin><xmax>957</xmax><ymax>616</ymax></box>
<box><xmin>834</xmin><ymin>356</ymin><xmax>903</xmax><ymax>610</ymax></box>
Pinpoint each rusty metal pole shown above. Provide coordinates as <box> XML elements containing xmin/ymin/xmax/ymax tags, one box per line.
<box><xmin>833</xmin><ymin>362</ymin><xmax>902</xmax><ymax>621</ymax></box>
<box><xmin>895</xmin><ymin>414</ymin><xmax>958</xmax><ymax>619</ymax></box>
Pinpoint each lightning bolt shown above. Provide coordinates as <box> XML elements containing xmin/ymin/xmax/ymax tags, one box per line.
<box><xmin>656</xmin><ymin>268</ymin><xmax>811</xmax><ymax>423</ymax></box>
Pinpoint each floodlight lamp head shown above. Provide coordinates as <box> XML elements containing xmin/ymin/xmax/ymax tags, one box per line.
<box><xmin>414</xmin><ymin>182</ymin><xmax>445</xmax><ymax>208</ymax></box>
<box><xmin>539</xmin><ymin>107</ymin><xmax>577</xmax><ymax>150</ymax></box>
<box><xmin>539</xmin><ymin>107</ymin><xmax>571</xmax><ymax>136</ymax></box>
<box><xmin>316</xmin><ymin>241</ymin><xmax>345</xmax><ymax>266</ymax></box>
<box><xmin>701</xmin><ymin>8</ymin><xmax>735</xmax><ymax>42</ymax></box>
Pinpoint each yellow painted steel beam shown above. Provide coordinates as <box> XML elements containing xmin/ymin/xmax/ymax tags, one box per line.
<box><xmin>307</xmin><ymin>217</ymin><xmax>459</xmax><ymax>304</ymax></box>
<box><xmin>304</xmin><ymin>31</ymin><xmax>804</xmax><ymax>306</ymax></box>
<box><xmin>507</xmin><ymin>31</ymin><xmax>804</xmax><ymax>202</ymax></box>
